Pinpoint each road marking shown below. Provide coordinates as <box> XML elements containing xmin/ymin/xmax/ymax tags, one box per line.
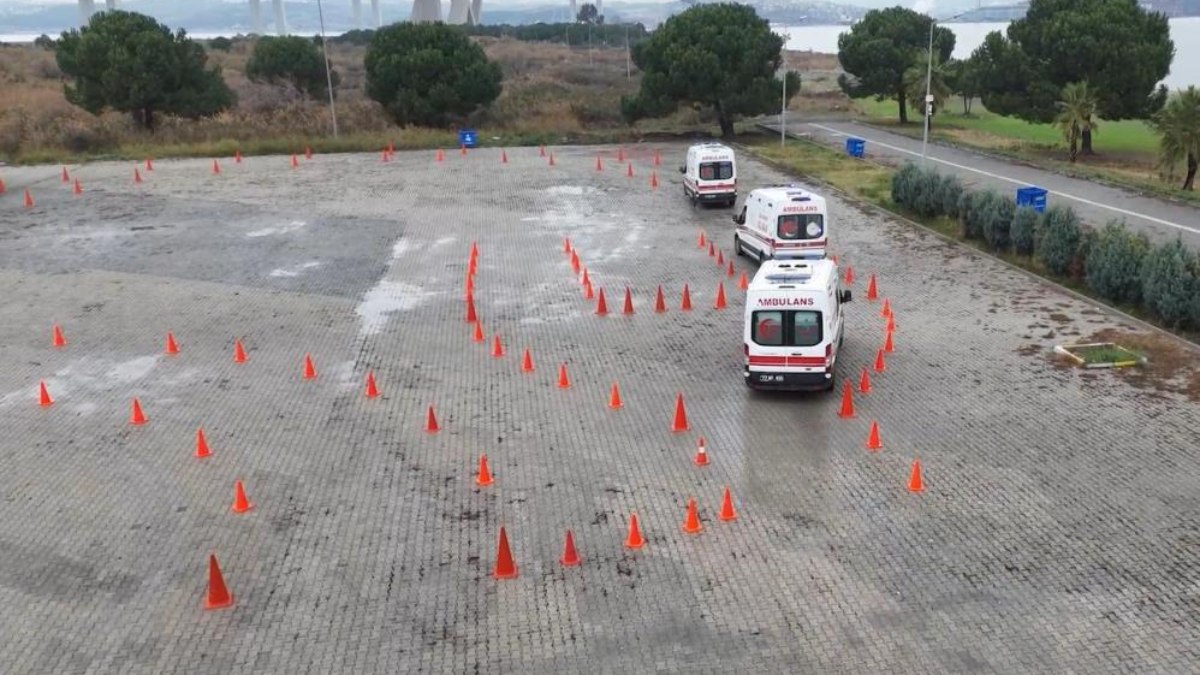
<box><xmin>805</xmin><ymin>123</ymin><xmax>1200</xmax><ymax>236</ymax></box>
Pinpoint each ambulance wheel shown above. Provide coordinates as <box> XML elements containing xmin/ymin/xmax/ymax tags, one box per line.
<box><xmin>734</xmin><ymin>235</ymin><xmax>744</xmax><ymax>257</ymax></box>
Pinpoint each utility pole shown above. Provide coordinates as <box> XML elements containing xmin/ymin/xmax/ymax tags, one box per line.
<box><xmin>921</xmin><ymin>18</ymin><xmax>934</xmax><ymax>165</ymax></box>
<box><xmin>316</xmin><ymin>0</ymin><xmax>339</xmax><ymax>138</ymax></box>
<box><xmin>625</xmin><ymin>25</ymin><xmax>630</xmax><ymax>81</ymax></box>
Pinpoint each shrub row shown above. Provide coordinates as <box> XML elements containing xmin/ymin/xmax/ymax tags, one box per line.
<box><xmin>891</xmin><ymin>162</ymin><xmax>1200</xmax><ymax>330</ymax></box>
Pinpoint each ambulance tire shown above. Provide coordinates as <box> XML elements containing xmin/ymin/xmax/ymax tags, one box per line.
<box><xmin>734</xmin><ymin>235</ymin><xmax>744</xmax><ymax>257</ymax></box>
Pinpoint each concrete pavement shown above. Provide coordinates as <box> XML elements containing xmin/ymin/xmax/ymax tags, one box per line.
<box><xmin>761</xmin><ymin>117</ymin><xmax>1200</xmax><ymax>250</ymax></box>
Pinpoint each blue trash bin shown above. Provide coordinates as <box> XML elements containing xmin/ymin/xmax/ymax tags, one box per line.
<box><xmin>1016</xmin><ymin>186</ymin><xmax>1048</xmax><ymax>213</ymax></box>
<box><xmin>845</xmin><ymin>137</ymin><xmax>865</xmax><ymax>158</ymax></box>
<box><xmin>458</xmin><ymin>129</ymin><xmax>478</xmax><ymax>149</ymax></box>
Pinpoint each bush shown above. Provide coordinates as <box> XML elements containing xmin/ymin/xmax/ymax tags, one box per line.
<box><xmin>209</xmin><ymin>36</ymin><xmax>233</xmax><ymax>51</ymax></box>
<box><xmin>1010</xmin><ymin>207</ymin><xmax>1038</xmax><ymax>256</ymax></box>
<box><xmin>1084</xmin><ymin>220</ymin><xmax>1149</xmax><ymax>305</ymax></box>
<box><xmin>365</xmin><ymin>23</ymin><xmax>503</xmax><ymax>127</ymax></box>
<box><xmin>956</xmin><ymin>189</ymin><xmax>973</xmax><ymax>231</ymax></box>
<box><xmin>938</xmin><ymin>175</ymin><xmax>964</xmax><ymax>219</ymax></box>
<box><xmin>891</xmin><ymin>161</ymin><xmax>920</xmax><ymax>207</ymax></box>
<box><xmin>246</xmin><ymin>36</ymin><xmax>339</xmax><ymax>100</ymax></box>
<box><xmin>1035</xmin><ymin>205</ymin><xmax>1081</xmax><ymax>276</ymax></box>
<box><xmin>963</xmin><ymin>190</ymin><xmax>997</xmax><ymax>240</ymax></box>
<box><xmin>1141</xmin><ymin>240</ymin><xmax>1198</xmax><ymax>328</ymax></box>
<box><xmin>982</xmin><ymin>195</ymin><xmax>1015</xmax><ymax>251</ymax></box>
<box><xmin>911</xmin><ymin>168</ymin><xmax>942</xmax><ymax>217</ymax></box>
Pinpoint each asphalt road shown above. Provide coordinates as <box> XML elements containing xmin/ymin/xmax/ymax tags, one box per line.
<box><xmin>0</xmin><ymin>146</ymin><xmax>1198</xmax><ymax>673</ymax></box>
<box><xmin>761</xmin><ymin>117</ymin><xmax>1200</xmax><ymax>250</ymax></box>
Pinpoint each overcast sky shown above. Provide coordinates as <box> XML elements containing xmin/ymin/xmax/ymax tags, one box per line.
<box><xmin>0</xmin><ymin>0</ymin><xmax>938</xmax><ymax>9</ymax></box>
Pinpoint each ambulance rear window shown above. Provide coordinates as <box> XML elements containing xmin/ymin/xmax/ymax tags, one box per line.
<box><xmin>699</xmin><ymin>162</ymin><xmax>733</xmax><ymax>181</ymax></box>
<box><xmin>777</xmin><ymin>214</ymin><xmax>824</xmax><ymax>240</ymax></box>
<box><xmin>751</xmin><ymin>310</ymin><xmax>823</xmax><ymax>347</ymax></box>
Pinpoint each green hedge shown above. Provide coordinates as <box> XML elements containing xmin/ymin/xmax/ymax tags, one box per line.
<box><xmin>889</xmin><ymin>161</ymin><xmax>1200</xmax><ymax>331</ymax></box>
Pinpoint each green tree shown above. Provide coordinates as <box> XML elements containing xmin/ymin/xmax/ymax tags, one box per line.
<box><xmin>902</xmin><ymin>51</ymin><xmax>951</xmax><ymax>127</ymax></box>
<box><xmin>208</xmin><ymin>36</ymin><xmax>233</xmax><ymax>51</ymax></box>
<box><xmin>1141</xmin><ymin>239</ymin><xmax>1197</xmax><ymax>328</ymax></box>
<box><xmin>971</xmin><ymin>0</ymin><xmax>1173</xmax><ymax>153</ymax></box>
<box><xmin>837</xmin><ymin>7</ymin><xmax>954</xmax><ymax>124</ymax></box>
<box><xmin>55</xmin><ymin>10</ymin><xmax>234</xmax><ymax>130</ymax></box>
<box><xmin>621</xmin><ymin>3</ymin><xmax>798</xmax><ymax>138</ymax></box>
<box><xmin>1149</xmin><ymin>86</ymin><xmax>1200</xmax><ymax>190</ymax></box>
<box><xmin>247</xmin><ymin>36</ymin><xmax>340</xmax><ymax>100</ymax></box>
<box><xmin>944</xmin><ymin>57</ymin><xmax>982</xmax><ymax>115</ymax></box>
<box><xmin>364</xmin><ymin>23</ymin><xmax>503</xmax><ymax>128</ymax></box>
<box><xmin>1055</xmin><ymin>81</ymin><xmax>1099</xmax><ymax>163</ymax></box>
<box><xmin>33</xmin><ymin>34</ymin><xmax>56</xmax><ymax>50</ymax></box>
<box><xmin>577</xmin><ymin>3</ymin><xmax>602</xmax><ymax>24</ymax></box>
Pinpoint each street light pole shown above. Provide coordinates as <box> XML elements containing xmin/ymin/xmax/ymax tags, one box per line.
<box><xmin>921</xmin><ymin>18</ymin><xmax>934</xmax><ymax>165</ymax></box>
<box><xmin>780</xmin><ymin>30</ymin><xmax>789</xmax><ymax>148</ymax></box>
<box><xmin>316</xmin><ymin>0</ymin><xmax>339</xmax><ymax>138</ymax></box>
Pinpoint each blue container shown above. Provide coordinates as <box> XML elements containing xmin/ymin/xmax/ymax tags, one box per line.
<box><xmin>458</xmin><ymin>129</ymin><xmax>478</xmax><ymax>149</ymax></box>
<box><xmin>845</xmin><ymin>137</ymin><xmax>865</xmax><ymax>158</ymax></box>
<box><xmin>1016</xmin><ymin>186</ymin><xmax>1048</xmax><ymax>213</ymax></box>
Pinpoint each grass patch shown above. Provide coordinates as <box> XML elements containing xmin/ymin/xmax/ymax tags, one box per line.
<box><xmin>1056</xmin><ymin>343</ymin><xmax>1147</xmax><ymax>366</ymax></box>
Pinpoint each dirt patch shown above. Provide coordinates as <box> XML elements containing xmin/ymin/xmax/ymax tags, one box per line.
<box><xmin>1085</xmin><ymin>328</ymin><xmax>1200</xmax><ymax>400</ymax></box>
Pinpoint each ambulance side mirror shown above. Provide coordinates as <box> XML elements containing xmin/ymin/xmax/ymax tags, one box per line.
<box><xmin>840</xmin><ymin>290</ymin><xmax>853</xmax><ymax>304</ymax></box>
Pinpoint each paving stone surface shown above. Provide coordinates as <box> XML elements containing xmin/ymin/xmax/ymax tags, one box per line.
<box><xmin>0</xmin><ymin>145</ymin><xmax>1198</xmax><ymax>674</ymax></box>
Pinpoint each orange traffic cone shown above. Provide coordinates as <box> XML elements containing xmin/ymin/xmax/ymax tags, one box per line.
<box><xmin>364</xmin><ymin>371</ymin><xmax>379</xmax><ymax>398</ymax></box>
<box><xmin>880</xmin><ymin>298</ymin><xmax>892</xmax><ymax>318</ymax></box>
<box><xmin>581</xmin><ymin>268</ymin><xmax>590</xmax><ymax>287</ymax></box>
<box><xmin>38</xmin><ymin>380</ymin><xmax>53</xmax><ymax>407</ymax></box>
<box><xmin>570</xmin><ymin>250</ymin><xmax>580</xmax><ymax>274</ymax></box>
<box><xmin>491</xmin><ymin>334</ymin><xmax>504</xmax><ymax>358</ymax></box>
<box><xmin>727</xmin><ymin>260</ymin><xmax>735</xmax><ymax>277</ymax></box>
<box><xmin>133</xmin><ymin>168</ymin><xmax>143</xmax><ymax>184</ymax></box>
<box><xmin>388</xmin><ymin>141</ymin><xmax>395</xmax><ymax>155</ymax></box>
<box><xmin>671</xmin><ymin>392</ymin><xmax>690</xmax><ymax>432</ymax></box>
<box><xmin>718</xmin><ymin>487</ymin><xmax>737</xmax><ymax>521</ymax></box>
<box><xmin>595</xmin><ymin>155</ymin><xmax>603</xmax><ymax>171</ymax></box>
<box><xmin>470</xmin><ymin>241</ymin><xmax>479</xmax><ymax>259</ymax></box>
<box><xmin>716</xmin><ymin>249</ymin><xmax>725</xmax><ymax>267</ymax></box>
<box><xmin>548</xmin><ymin>153</ymin><xmax>556</xmax><ymax>166</ymax></box>
<box><xmin>559</xmin><ymin>530</ymin><xmax>581</xmax><ymax>567</ymax></box>
<box><xmin>714</xmin><ymin>282</ymin><xmax>727</xmax><ymax>310</ymax></box>
<box><xmin>425</xmin><ymin>405</ymin><xmax>440</xmax><ymax>433</ymax></box>
<box><xmin>622</xmin><ymin>287</ymin><xmax>634</xmax><ymax>315</ymax></box>
<box><xmin>23</xmin><ymin>188</ymin><xmax>34</xmax><ymax>208</ymax></box>
<box><xmin>234</xmin><ymin>149</ymin><xmax>243</xmax><ymax>163</ymax></box>
<box><xmin>626</xmin><ymin>162</ymin><xmax>634</xmax><ymax>178</ymax></box>
<box><xmin>212</xmin><ymin>159</ymin><xmax>221</xmax><ymax>175</ymax></box>
<box><xmin>608</xmin><ymin>382</ymin><xmax>623</xmax><ymax>409</ymax></box>
<box><xmin>475</xmin><ymin>454</ymin><xmax>494</xmax><ymax>486</ymax></box>
<box><xmin>583</xmin><ymin>280</ymin><xmax>594</xmax><ymax>300</ymax></box>
<box><xmin>232</xmin><ymin>480</ymin><xmax>253</xmax><ymax>513</ymax></box>
<box><xmin>290</xmin><ymin>154</ymin><xmax>299</xmax><ymax>168</ymax></box>
<box><xmin>72</xmin><ymin>178</ymin><xmax>82</xmax><ymax>195</ymax></box>
<box><xmin>466</xmin><ymin>296</ymin><xmax>477</xmax><ymax>323</ymax></box>
<box><xmin>694</xmin><ymin>436</ymin><xmax>709</xmax><ymax>466</ymax></box>
<box><xmin>557</xmin><ymin>363</ymin><xmax>571</xmax><ymax>389</ymax></box>
<box><xmin>654</xmin><ymin>286</ymin><xmax>667</xmax><ymax>313</ymax></box>
<box><xmin>165</xmin><ymin>332</ymin><xmax>179</xmax><ymax>355</ymax></box>
<box><xmin>624</xmin><ymin>512</ymin><xmax>645</xmax><ymax>550</ymax></box>
<box><xmin>303</xmin><ymin>353</ymin><xmax>317</xmax><ymax>379</ymax></box>
<box><xmin>130</xmin><ymin>397</ymin><xmax>147</xmax><ymax>425</ymax></box>
<box><xmin>738</xmin><ymin>271</ymin><xmax>749</xmax><ymax>291</ymax></box>
<box><xmin>539</xmin><ymin>145</ymin><xmax>546</xmax><ymax>157</ymax></box>
<box><xmin>0</xmin><ymin>177</ymin><xmax>5</xmax><ymax>193</ymax></box>
<box><xmin>708</xmin><ymin>241</ymin><xmax>716</xmax><ymax>257</ymax></box>
<box><xmin>886</xmin><ymin>314</ymin><xmax>896</xmax><ymax>333</ymax></box>
<box><xmin>884</xmin><ymin>330</ymin><xmax>895</xmax><ymax>353</ymax></box>
<box><xmin>145</xmin><ymin>157</ymin><xmax>154</xmax><ymax>171</ymax></box>
<box><xmin>382</xmin><ymin>149</ymin><xmax>391</xmax><ymax>163</ymax></box>
<box><xmin>866</xmin><ymin>274</ymin><xmax>878</xmax><ymax>300</ymax></box>
<box><xmin>908</xmin><ymin>459</ymin><xmax>925</xmax><ymax>493</ymax></box>
<box><xmin>204</xmin><ymin>554</ymin><xmax>234</xmax><ymax>610</ymax></box>
<box><xmin>698</xmin><ymin>230</ymin><xmax>706</xmax><ymax>248</ymax></box>
<box><xmin>653</xmin><ymin>150</ymin><xmax>661</xmax><ymax>166</ymax></box>
<box><xmin>680</xmin><ymin>284</ymin><xmax>693</xmax><ymax>311</ymax></box>
<box><xmin>305</xmin><ymin>146</ymin><xmax>313</xmax><ymax>160</ymax></box>
<box><xmin>837</xmin><ymin>382</ymin><xmax>855</xmax><ymax>418</ymax></box>
<box><xmin>858</xmin><ymin>366</ymin><xmax>871</xmax><ymax>394</ymax></box>
<box><xmin>563</xmin><ymin>236</ymin><xmax>571</xmax><ymax>254</ymax></box>
<box><xmin>866</xmin><ymin>421</ymin><xmax>882</xmax><ymax>451</ymax></box>
<box><xmin>501</xmin><ymin>149</ymin><xmax>508</xmax><ymax>164</ymax></box>
<box><xmin>874</xmin><ymin>348</ymin><xmax>887</xmax><ymax>373</ymax></box>
<box><xmin>844</xmin><ymin>266</ymin><xmax>855</xmax><ymax>284</ymax></box>
<box><xmin>52</xmin><ymin>324</ymin><xmax>66</xmax><ymax>348</ymax></box>
<box><xmin>233</xmin><ymin>340</ymin><xmax>247</xmax><ymax>364</ymax></box>
<box><xmin>472</xmin><ymin>321</ymin><xmax>485</xmax><ymax>343</ymax></box>
<box><xmin>650</xmin><ymin>171</ymin><xmax>659</xmax><ymax>189</ymax></box>
<box><xmin>61</xmin><ymin>166</ymin><xmax>69</xmax><ymax>183</ymax></box>
<box><xmin>195</xmin><ymin>428</ymin><xmax>211</xmax><ymax>458</ymax></box>
<box><xmin>682</xmin><ymin>498</ymin><xmax>702</xmax><ymax>534</ymax></box>
<box><xmin>617</xmin><ymin>146</ymin><xmax>625</xmax><ymax>162</ymax></box>
<box><xmin>493</xmin><ymin>526</ymin><xmax>518</xmax><ymax>579</ymax></box>
<box><xmin>595</xmin><ymin>288</ymin><xmax>608</xmax><ymax>316</ymax></box>
<box><xmin>521</xmin><ymin>348</ymin><xmax>534</xmax><ymax>373</ymax></box>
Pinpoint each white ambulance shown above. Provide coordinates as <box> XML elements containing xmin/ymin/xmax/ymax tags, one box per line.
<box><xmin>743</xmin><ymin>259</ymin><xmax>851</xmax><ymax>392</ymax></box>
<box><xmin>732</xmin><ymin>184</ymin><xmax>829</xmax><ymax>263</ymax></box>
<box><xmin>679</xmin><ymin>142</ymin><xmax>737</xmax><ymax>207</ymax></box>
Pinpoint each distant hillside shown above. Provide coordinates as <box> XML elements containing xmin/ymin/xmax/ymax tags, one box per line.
<box><xmin>0</xmin><ymin>0</ymin><xmax>870</xmax><ymax>38</ymax></box>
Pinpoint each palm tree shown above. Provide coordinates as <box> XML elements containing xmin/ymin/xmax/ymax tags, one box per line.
<box><xmin>1055</xmin><ymin>81</ymin><xmax>1100</xmax><ymax>163</ymax></box>
<box><xmin>903</xmin><ymin>51</ymin><xmax>951</xmax><ymax>128</ymax></box>
<box><xmin>1150</xmin><ymin>86</ymin><xmax>1200</xmax><ymax>191</ymax></box>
